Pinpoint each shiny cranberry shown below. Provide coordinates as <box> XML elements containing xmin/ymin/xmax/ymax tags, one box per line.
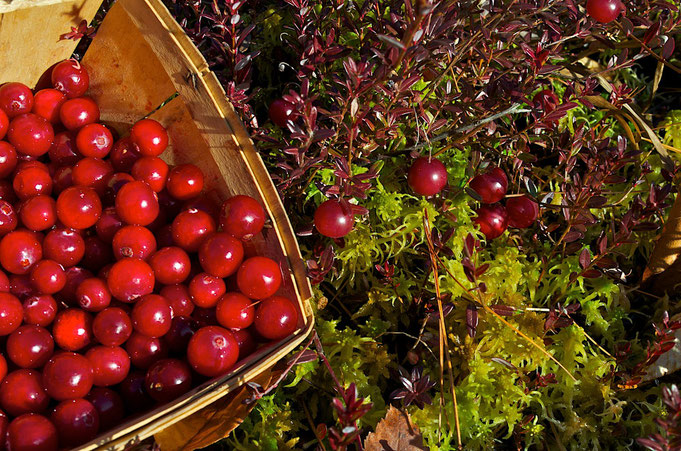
<box><xmin>48</xmin><ymin>131</ymin><xmax>80</xmax><ymax>166</ymax></box>
<box><xmin>0</xmin><ymin>409</ymin><xmax>6</xmax><ymax>443</ymax></box>
<box><xmin>109</xmin><ymin>137</ymin><xmax>140</xmax><ymax>172</ymax></box>
<box><xmin>314</xmin><ymin>199</ymin><xmax>354</xmax><ymax>238</ymax></box>
<box><xmin>7</xmin><ymin>114</ymin><xmax>54</xmax><ymax>157</ymax></box>
<box><xmin>51</xmin><ymin>59</ymin><xmax>89</xmax><ymax>98</ymax></box>
<box><xmin>23</xmin><ymin>295</ymin><xmax>57</xmax><ymax>327</ymax></box>
<box><xmin>119</xmin><ymin>371</ymin><xmax>153</xmax><ymax>413</ymax></box>
<box><xmin>131</xmin><ymin>294</ymin><xmax>172</xmax><ymax>338</ymax></box>
<box><xmin>52</xmin><ymin>309</ymin><xmax>93</xmax><ymax>351</ymax></box>
<box><xmin>19</xmin><ymin>195</ymin><xmax>56</xmax><ymax>231</ymax></box>
<box><xmin>236</xmin><ymin>257</ymin><xmax>282</xmax><ymax>299</ymax></box>
<box><xmin>29</xmin><ymin>260</ymin><xmax>66</xmax><ymax>295</ymax></box>
<box><xmin>125</xmin><ymin>332</ymin><xmax>168</xmax><ymax>369</ymax></box>
<box><xmin>254</xmin><ymin>296</ymin><xmax>298</xmax><ymax>340</ymax></box>
<box><xmin>164</xmin><ymin>316</ymin><xmax>199</xmax><ymax>353</ymax></box>
<box><xmin>56</xmin><ymin>186</ymin><xmax>102</xmax><ymax>229</ymax></box>
<box><xmin>32</xmin><ymin>89</ymin><xmax>66</xmax><ymax>124</ymax></box>
<box><xmin>85</xmin><ymin>346</ymin><xmax>130</xmax><ymax>387</ymax></box>
<box><xmin>189</xmin><ymin>273</ymin><xmax>226</xmax><ymax>308</ymax></box>
<box><xmin>198</xmin><ymin>233</ymin><xmax>243</xmax><ymax>279</ymax></box>
<box><xmin>92</xmin><ymin>307</ymin><xmax>132</xmax><ymax>347</ymax></box>
<box><xmin>187</xmin><ymin>326</ymin><xmax>238</xmax><ymax>377</ymax></box>
<box><xmin>75</xmin><ymin>278</ymin><xmax>111</xmax><ymax>313</ymax></box>
<box><xmin>219</xmin><ymin>195</ymin><xmax>265</xmax><ymax>240</ymax></box>
<box><xmin>131</xmin><ymin>156</ymin><xmax>168</xmax><ymax>193</ymax></box>
<box><xmin>469</xmin><ymin>169</ymin><xmax>508</xmax><ymax>204</ymax></box>
<box><xmin>0</xmin><ymin>83</ymin><xmax>33</xmax><ymax>118</ymax></box>
<box><xmin>0</xmin><ymin>200</ymin><xmax>18</xmax><ymax>236</ymax></box>
<box><xmin>81</xmin><ymin>236</ymin><xmax>114</xmax><ymax>272</ymax></box>
<box><xmin>42</xmin><ymin>352</ymin><xmax>93</xmax><ymax>401</ymax></box>
<box><xmin>76</xmin><ymin>123</ymin><xmax>113</xmax><ymax>158</ymax></box>
<box><xmin>0</xmin><ymin>269</ymin><xmax>8</xmax><ymax>292</ymax></box>
<box><xmin>233</xmin><ymin>328</ymin><xmax>256</xmax><ymax>358</ymax></box>
<box><xmin>407</xmin><ymin>156</ymin><xmax>448</xmax><ymax>196</ymax></box>
<box><xmin>103</xmin><ymin>172</ymin><xmax>134</xmax><ymax>205</ymax></box>
<box><xmin>52</xmin><ymin>166</ymin><xmax>73</xmax><ymax>194</ymax></box>
<box><xmin>268</xmin><ymin>99</ymin><xmax>295</xmax><ymax>127</ymax></box>
<box><xmin>144</xmin><ymin>358</ymin><xmax>192</xmax><ymax>403</ymax></box>
<box><xmin>474</xmin><ymin>204</ymin><xmax>508</xmax><ymax>240</ymax></box>
<box><xmin>160</xmin><ymin>284</ymin><xmax>194</xmax><ymax>317</ymax></box>
<box><xmin>0</xmin><ymin>142</ymin><xmax>17</xmax><ymax>178</ymax></box>
<box><xmin>112</xmin><ymin>225</ymin><xmax>156</xmax><ymax>261</ymax></box>
<box><xmin>107</xmin><ymin>258</ymin><xmax>155</xmax><ymax>302</ymax></box>
<box><xmin>13</xmin><ymin>166</ymin><xmax>52</xmax><ymax>200</ymax></box>
<box><xmin>72</xmin><ymin>157</ymin><xmax>114</xmax><ymax>195</ymax></box>
<box><xmin>10</xmin><ymin>274</ymin><xmax>36</xmax><ymax>300</ymax></box>
<box><xmin>586</xmin><ymin>0</ymin><xmax>622</xmax><ymax>23</ymax></box>
<box><xmin>115</xmin><ymin>180</ymin><xmax>159</xmax><ymax>226</ymax></box>
<box><xmin>85</xmin><ymin>387</ymin><xmax>124</xmax><ymax>431</ymax></box>
<box><xmin>130</xmin><ymin>119</ymin><xmax>168</xmax><ymax>157</ymax></box>
<box><xmin>7</xmin><ymin>325</ymin><xmax>54</xmax><ymax>369</ymax></box>
<box><xmin>6</xmin><ymin>413</ymin><xmax>58</xmax><ymax>451</ymax></box>
<box><xmin>0</xmin><ymin>370</ymin><xmax>49</xmax><ymax>416</ymax></box>
<box><xmin>43</xmin><ymin>228</ymin><xmax>84</xmax><ymax>267</ymax></box>
<box><xmin>216</xmin><ymin>292</ymin><xmax>254</xmax><ymax>330</ymax></box>
<box><xmin>0</xmin><ymin>230</ymin><xmax>42</xmax><ymax>275</ymax></box>
<box><xmin>95</xmin><ymin>207</ymin><xmax>124</xmax><ymax>242</ymax></box>
<box><xmin>149</xmin><ymin>247</ymin><xmax>191</xmax><ymax>285</ymax></box>
<box><xmin>50</xmin><ymin>398</ymin><xmax>99</xmax><ymax>447</ymax></box>
<box><xmin>171</xmin><ymin>209</ymin><xmax>216</xmax><ymax>252</ymax></box>
<box><xmin>58</xmin><ymin>266</ymin><xmax>93</xmax><ymax>305</ymax></box>
<box><xmin>0</xmin><ymin>110</ymin><xmax>6</xmax><ymax>140</ymax></box>
<box><xmin>506</xmin><ymin>195</ymin><xmax>539</xmax><ymax>228</ymax></box>
<box><xmin>59</xmin><ymin>97</ymin><xmax>99</xmax><ymax>130</ymax></box>
<box><xmin>166</xmin><ymin>164</ymin><xmax>204</xmax><ymax>201</ymax></box>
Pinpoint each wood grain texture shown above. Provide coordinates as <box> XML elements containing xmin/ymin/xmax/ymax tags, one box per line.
<box><xmin>0</xmin><ymin>0</ymin><xmax>101</xmax><ymax>84</ymax></box>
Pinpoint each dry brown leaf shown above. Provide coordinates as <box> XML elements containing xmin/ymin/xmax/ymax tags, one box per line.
<box><xmin>364</xmin><ymin>406</ymin><xmax>428</xmax><ymax>451</ymax></box>
<box><xmin>642</xmin><ymin>191</ymin><xmax>681</xmax><ymax>294</ymax></box>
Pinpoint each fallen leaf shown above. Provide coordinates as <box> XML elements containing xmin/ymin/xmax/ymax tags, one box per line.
<box><xmin>364</xmin><ymin>406</ymin><xmax>427</xmax><ymax>451</ymax></box>
<box><xmin>642</xmin><ymin>191</ymin><xmax>681</xmax><ymax>294</ymax></box>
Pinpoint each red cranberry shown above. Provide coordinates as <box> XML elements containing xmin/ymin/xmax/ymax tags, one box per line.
<box><xmin>85</xmin><ymin>387</ymin><xmax>124</xmax><ymax>431</ymax></box>
<box><xmin>107</xmin><ymin>258</ymin><xmax>155</xmax><ymax>302</ymax></box>
<box><xmin>0</xmin><ymin>142</ymin><xmax>17</xmax><ymax>178</ymax></box>
<box><xmin>164</xmin><ymin>315</ymin><xmax>199</xmax><ymax>353</ymax></box>
<box><xmin>0</xmin><ymin>269</ymin><xmax>8</xmax><ymax>292</ymax></box>
<box><xmin>58</xmin><ymin>266</ymin><xmax>93</xmax><ymax>305</ymax></box>
<box><xmin>48</xmin><ymin>131</ymin><xmax>80</xmax><ymax>166</ymax></box>
<box><xmin>130</xmin><ymin>119</ymin><xmax>168</xmax><ymax>157</ymax></box>
<box><xmin>92</xmin><ymin>307</ymin><xmax>133</xmax><ymax>347</ymax></box>
<box><xmin>166</xmin><ymin>164</ymin><xmax>204</xmax><ymax>201</ymax></box>
<box><xmin>13</xmin><ymin>166</ymin><xmax>52</xmax><ymax>200</ymax></box>
<box><xmin>314</xmin><ymin>199</ymin><xmax>354</xmax><ymax>238</ymax></box>
<box><xmin>171</xmin><ymin>208</ymin><xmax>216</xmax><ymax>252</ymax></box>
<box><xmin>233</xmin><ymin>328</ymin><xmax>256</xmax><ymax>358</ymax></box>
<box><xmin>149</xmin><ymin>247</ymin><xmax>191</xmax><ymax>285</ymax></box>
<box><xmin>125</xmin><ymin>332</ymin><xmax>168</xmax><ymax>369</ymax></box>
<box><xmin>0</xmin><ymin>369</ymin><xmax>49</xmax><ymax>416</ymax></box>
<box><xmin>0</xmin><ymin>230</ymin><xmax>42</xmax><ymax>275</ymax></box>
<box><xmin>72</xmin><ymin>157</ymin><xmax>114</xmax><ymax>195</ymax></box>
<box><xmin>50</xmin><ymin>398</ymin><xmax>99</xmax><ymax>447</ymax></box>
<box><xmin>96</xmin><ymin>207</ymin><xmax>124</xmax><ymax>243</ymax></box>
<box><xmin>52</xmin><ymin>309</ymin><xmax>93</xmax><ymax>351</ymax></box>
<box><xmin>56</xmin><ymin>186</ymin><xmax>102</xmax><ymax>229</ymax></box>
<box><xmin>474</xmin><ymin>204</ymin><xmax>508</xmax><ymax>240</ymax></box>
<box><xmin>10</xmin><ymin>274</ymin><xmax>36</xmax><ymax>300</ymax></box>
<box><xmin>32</xmin><ymin>89</ymin><xmax>66</xmax><ymax>124</ymax></box>
<box><xmin>0</xmin><ymin>110</ymin><xmax>6</xmax><ymax>140</ymax></box>
<box><xmin>131</xmin><ymin>294</ymin><xmax>172</xmax><ymax>338</ymax></box>
<box><xmin>144</xmin><ymin>358</ymin><xmax>192</xmax><ymax>403</ymax></box>
<box><xmin>469</xmin><ymin>168</ymin><xmax>508</xmax><ymax>204</ymax></box>
<box><xmin>30</xmin><ymin>260</ymin><xmax>66</xmax><ymax>295</ymax></box>
<box><xmin>216</xmin><ymin>293</ymin><xmax>254</xmax><ymax>330</ymax></box>
<box><xmin>187</xmin><ymin>326</ymin><xmax>239</xmax><ymax>377</ymax></box>
<box><xmin>0</xmin><ymin>83</ymin><xmax>33</xmax><ymax>118</ymax></box>
<box><xmin>42</xmin><ymin>352</ymin><xmax>93</xmax><ymax>401</ymax></box>
<box><xmin>51</xmin><ymin>59</ymin><xmax>89</xmax><ymax>98</ymax></box>
<box><xmin>254</xmin><ymin>296</ymin><xmax>298</xmax><ymax>340</ymax></box>
<box><xmin>236</xmin><ymin>257</ymin><xmax>282</xmax><ymax>299</ymax></box>
<box><xmin>112</xmin><ymin>225</ymin><xmax>156</xmax><ymax>260</ymax></box>
<box><xmin>506</xmin><ymin>195</ymin><xmax>539</xmax><ymax>228</ymax></box>
<box><xmin>59</xmin><ymin>97</ymin><xmax>99</xmax><ymax>130</ymax></box>
<box><xmin>268</xmin><ymin>99</ymin><xmax>295</xmax><ymax>127</ymax></box>
<box><xmin>220</xmin><ymin>195</ymin><xmax>266</xmax><ymax>240</ymax></box>
<box><xmin>119</xmin><ymin>371</ymin><xmax>153</xmax><ymax>414</ymax></box>
<box><xmin>0</xmin><ymin>200</ymin><xmax>18</xmax><ymax>236</ymax></box>
<box><xmin>43</xmin><ymin>228</ymin><xmax>84</xmax><ymax>267</ymax></box>
<box><xmin>6</xmin><ymin>414</ymin><xmax>58</xmax><ymax>451</ymax></box>
<box><xmin>7</xmin><ymin>114</ymin><xmax>54</xmax><ymax>157</ymax></box>
<box><xmin>76</xmin><ymin>123</ymin><xmax>113</xmax><ymax>158</ymax></box>
<box><xmin>0</xmin><ymin>355</ymin><xmax>6</xmax><ymax>382</ymax></box>
<box><xmin>109</xmin><ymin>137</ymin><xmax>140</xmax><ymax>172</ymax></box>
<box><xmin>160</xmin><ymin>284</ymin><xmax>194</xmax><ymax>317</ymax></box>
<box><xmin>76</xmin><ymin>278</ymin><xmax>111</xmax><ymax>312</ymax></box>
<box><xmin>586</xmin><ymin>0</ymin><xmax>623</xmax><ymax>23</ymax></box>
<box><xmin>7</xmin><ymin>325</ymin><xmax>54</xmax><ymax>368</ymax></box>
<box><xmin>189</xmin><ymin>273</ymin><xmax>226</xmax><ymax>308</ymax></box>
<box><xmin>85</xmin><ymin>346</ymin><xmax>130</xmax><ymax>387</ymax></box>
<box><xmin>115</xmin><ymin>180</ymin><xmax>159</xmax><ymax>226</ymax></box>
<box><xmin>81</xmin><ymin>236</ymin><xmax>114</xmax><ymax>272</ymax></box>
<box><xmin>407</xmin><ymin>156</ymin><xmax>448</xmax><ymax>196</ymax></box>
<box><xmin>131</xmin><ymin>157</ymin><xmax>168</xmax><ymax>192</ymax></box>
<box><xmin>22</xmin><ymin>295</ymin><xmax>57</xmax><ymax>327</ymax></box>
<box><xmin>198</xmin><ymin>233</ymin><xmax>244</xmax><ymax>278</ymax></box>
<box><xmin>0</xmin><ymin>409</ymin><xmax>6</xmax><ymax>442</ymax></box>
<box><xmin>0</xmin><ymin>180</ymin><xmax>18</xmax><ymax>204</ymax></box>
<box><xmin>19</xmin><ymin>195</ymin><xmax>57</xmax><ymax>231</ymax></box>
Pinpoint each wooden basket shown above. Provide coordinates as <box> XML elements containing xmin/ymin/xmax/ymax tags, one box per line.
<box><xmin>0</xmin><ymin>0</ymin><xmax>314</xmax><ymax>449</ymax></box>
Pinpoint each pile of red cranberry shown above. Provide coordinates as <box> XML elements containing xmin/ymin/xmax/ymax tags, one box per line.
<box><xmin>0</xmin><ymin>59</ymin><xmax>299</xmax><ymax>450</ymax></box>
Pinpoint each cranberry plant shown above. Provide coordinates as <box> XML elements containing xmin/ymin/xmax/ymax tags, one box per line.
<box><xmin>163</xmin><ymin>0</ymin><xmax>681</xmax><ymax>449</ymax></box>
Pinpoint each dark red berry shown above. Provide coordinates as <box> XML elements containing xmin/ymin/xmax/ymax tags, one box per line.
<box><xmin>107</xmin><ymin>258</ymin><xmax>155</xmax><ymax>303</ymax></box>
<box><xmin>163</xmin><ymin>315</ymin><xmax>199</xmax><ymax>353</ymax></box>
<box><xmin>7</xmin><ymin>325</ymin><xmax>54</xmax><ymax>368</ymax></box>
<box><xmin>0</xmin><ymin>109</ymin><xmax>6</xmax><ymax>140</ymax></box>
<box><xmin>187</xmin><ymin>326</ymin><xmax>239</xmax><ymax>377</ymax></box>
<box><xmin>19</xmin><ymin>195</ymin><xmax>57</xmax><ymax>231</ymax></box>
<box><xmin>219</xmin><ymin>195</ymin><xmax>265</xmax><ymax>240</ymax></box>
<box><xmin>23</xmin><ymin>295</ymin><xmax>57</xmax><ymax>327</ymax></box>
<box><xmin>92</xmin><ymin>307</ymin><xmax>133</xmax><ymax>347</ymax></box>
<box><xmin>160</xmin><ymin>284</ymin><xmax>194</xmax><ymax>317</ymax></box>
<box><xmin>115</xmin><ymin>180</ymin><xmax>159</xmax><ymax>226</ymax></box>
<box><xmin>586</xmin><ymin>0</ymin><xmax>623</xmax><ymax>23</ymax></box>
<box><xmin>72</xmin><ymin>157</ymin><xmax>114</xmax><ymax>195</ymax></box>
<box><xmin>58</xmin><ymin>266</ymin><xmax>93</xmax><ymax>305</ymax></box>
<box><xmin>0</xmin><ymin>83</ymin><xmax>33</xmax><ymax>118</ymax></box>
<box><xmin>32</xmin><ymin>89</ymin><xmax>66</xmax><ymax>124</ymax></box>
<box><xmin>51</xmin><ymin>59</ymin><xmax>90</xmax><ymax>98</ymax></box>
<box><xmin>233</xmin><ymin>328</ymin><xmax>256</xmax><ymax>358</ymax></box>
<box><xmin>216</xmin><ymin>292</ymin><xmax>254</xmax><ymax>330</ymax></box>
<box><xmin>96</xmin><ymin>207</ymin><xmax>124</xmax><ymax>243</ymax></box>
<box><xmin>314</xmin><ymin>199</ymin><xmax>354</xmax><ymax>238</ymax></box>
<box><xmin>76</xmin><ymin>123</ymin><xmax>113</xmax><ymax>158</ymax></box>
<box><xmin>269</xmin><ymin>99</ymin><xmax>295</xmax><ymax>127</ymax></box>
<box><xmin>254</xmin><ymin>296</ymin><xmax>298</xmax><ymax>340</ymax></box>
<box><xmin>198</xmin><ymin>232</ymin><xmax>244</xmax><ymax>278</ymax></box>
<box><xmin>0</xmin><ymin>141</ymin><xmax>17</xmax><ymax>178</ymax></box>
<box><xmin>0</xmin><ymin>200</ymin><xmax>18</xmax><ymax>236</ymax></box>
<box><xmin>85</xmin><ymin>387</ymin><xmax>124</xmax><ymax>431</ymax></box>
<box><xmin>48</xmin><ymin>131</ymin><xmax>80</xmax><ymax>166</ymax></box>
<box><xmin>188</xmin><ymin>273</ymin><xmax>226</xmax><ymax>308</ymax></box>
<box><xmin>171</xmin><ymin>208</ymin><xmax>216</xmax><ymax>252</ymax></box>
<box><xmin>506</xmin><ymin>195</ymin><xmax>539</xmax><ymax>228</ymax></box>
<box><xmin>7</xmin><ymin>113</ymin><xmax>54</xmax><ymax>157</ymax></box>
<box><xmin>109</xmin><ymin>137</ymin><xmax>140</xmax><ymax>173</ymax></box>
<box><xmin>43</xmin><ymin>228</ymin><xmax>84</xmax><ymax>267</ymax></box>
<box><xmin>0</xmin><ymin>230</ymin><xmax>42</xmax><ymax>275</ymax></box>
<box><xmin>56</xmin><ymin>186</ymin><xmax>102</xmax><ymax>229</ymax></box>
<box><xmin>166</xmin><ymin>164</ymin><xmax>204</xmax><ymax>201</ymax></box>
<box><xmin>13</xmin><ymin>166</ymin><xmax>52</xmax><ymax>200</ymax></box>
<box><xmin>85</xmin><ymin>346</ymin><xmax>130</xmax><ymax>387</ymax></box>
<box><xmin>149</xmin><ymin>247</ymin><xmax>191</xmax><ymax>285</ymax></box>
<box><xmin>112</xmin><ymin>225</ymin><xmax>156</xmax><ymax>260</ymax></box>
<box><xmin>130</xmin><ymin>119</ymin><xmax>168</xmax><ymax>157</ymax></box>
<box><xmin>59</xmin><ymin>96</ymin><xmax>99</xmax><ymax>130</ymax></box>
<box><xmin>474</xmin><ymin>204</ymin><xmax>508</xmax><ymax>240</ymax></box>
<box><xmin>76</xmin><ymin>278</ymin><xmax>112</xmax><ymax>312</ymax></box>
<box><xmin>125</xmin><ymin>332</ymin><xmax>168</xmax><ymax>369</ymax></box>
<box><xmin>131</xmin><ymin>156</ymin><xmax>168</xmax><ymax>192</ymax></box>
<box><xmin>144</xmin><ymin>358</ymin><xmax>192</xmax><ymax>403</ymax></box>
<box><xmin>469</xmin><ymin>168</ymin><xmax>508</xmax><ymax>204</ymax></box>
<box><xmin>0</xmin><ymin>369</ymin><xmax>49</xmax><ymax>417</ymax></box>
<box><xmin>407</xmin><ymin>157</ymin><xmax>448</xmax><ymax>196</ymax></box>
<box><xmin>29</xmin><ymin>260</ymin><xmax>66</xmax><ymax>295</ymax></box>
<box><xmin>236</xmin><ymin>257</ymin><xmax>282</xmax><ymax>299</ymax></box>
<box><xmin>119</xmin><ymin>371</ymin><xmax>153</xmax><ymax>413</ymax></box>
<box><xmin>50</xmin><ymin>398</ymin><xmax>99</xmax><ymax>447</ymax></box>
<box><xmin>53</xmin><ymin>308</ymin><xmax>93</xmax><ymax>351</ymax></box>
<box><xmin>6</xmin><ymin>413</ymin><xmax>58</xmax><ymax>451</ymax></box>
<box><xmin>131</xmin><ymin>294</ymin><xmax>172</xmax><ymax>338</ymax></box>
<box><xmin>42</xmin><ymin>352</ymin><xmax>94</xmax><ymax>401</ymax></box>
